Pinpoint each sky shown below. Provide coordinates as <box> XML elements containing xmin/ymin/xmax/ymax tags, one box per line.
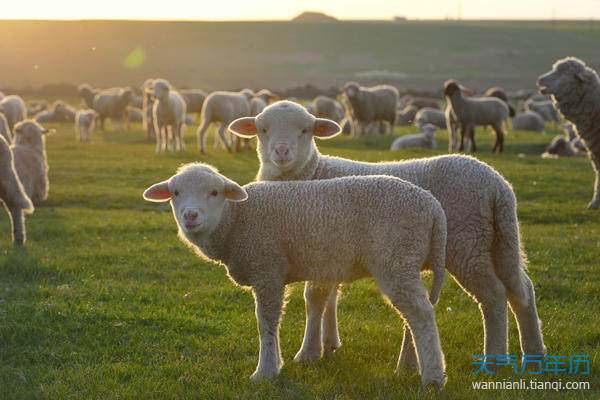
<box><xmin>4</xmin><ymin>0</ymin><xmax>600</xmax><ymax>20</ymax></box>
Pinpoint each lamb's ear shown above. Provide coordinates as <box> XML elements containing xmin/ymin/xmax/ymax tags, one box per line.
<box><xmin>228</xmin><ymin>117</ymin><xmax>257</xmax><ymax>138</ymax></box>
<box><xmin>223</xmin><ymin>180</ymin><xmax>248</xmax><ymax>202</ymax></box>
<box><xmin>42</xmin><ymin>129</ymin><xmax>56</xmax><ymax>135</ymax></box>
<box><xmin>575</xmin><ymin>70</ymin><xmax>592</xmax><ymax>83</ymax></box>
<box><xmin>314</xmin><ymin>118</ymin><xmax>341</xmax><ymax>139</ymax></box>
<box><xmin>143</xmin><ymin>180</ymin><xmax>171</xmax><ymax>202</ymax></box>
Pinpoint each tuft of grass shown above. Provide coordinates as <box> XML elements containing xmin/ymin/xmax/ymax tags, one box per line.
<box><xmin>0</xmin><ymin>121</ymin><xmax>598</xmax><ymax>399</ymax></box>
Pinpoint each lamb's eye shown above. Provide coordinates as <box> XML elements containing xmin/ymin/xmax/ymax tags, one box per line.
<box><xmin>301</xmin><ymin>128</ymin><xmax>308</xmax><ymax>133</ymax></box>
<box><xmin>262</xmin><ymin>128</ymin><xmax>267</xmax><ymax>133</ymax></box>
<box><xmin>173</xmin><ymin>190</ymin><xmax>179</xmax><ymax>196</ymax></box>
<box><xmin>210</xmin><ymin>190</ymin><xmax>218</xmax><ymax>197</ymax></box>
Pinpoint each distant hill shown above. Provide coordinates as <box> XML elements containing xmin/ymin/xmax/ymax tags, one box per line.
<box><xmin>292</xmin><ymin>11</ymin><xmax>338</xmax><ymax>22</ymax></box>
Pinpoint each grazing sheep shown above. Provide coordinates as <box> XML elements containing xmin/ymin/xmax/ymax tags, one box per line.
<box><xmin>415</xmin><ymin>107</ymin><xmax>446</xmax><ymax>131</ymax></box>
<box><xmin>542</xmin><ymin>136</ymin><xmax>584</xmax><ymax>158</ymax></box>
<box><xmin>196</xmin><ymin>89</ymin><xmax>253</xmax><ymax>153</ymax></box>
<box><xmin>181</xmin><ymin>89</ymin><xmax>207</xmax><ymax>117</ymax></box>
<box><xmin>0</xmin><ymin>95</ymin><xmax>26</xmax><ymax>132</ymax></box>
<box><xmin>310</xmin><ymin>96</ymin><xmax>345</xmax><ymax>123</ymax></box>
<box><xmin>146</xmin><ymin>79</ymin><xmax>187</xmax><ymax>153</ymax></box>
<box><xmin>341</xmin><ymin>82</ymin><xmax>398</xmax><ymax>136</ymax></box>
<box><xmin>92</xmin><ymin>87</ymin><xmax>134</xmax><ymax>131</ymax></box>
<box><xmin>229</xmin><ymin>101</ymin><xmax>546</xmax><ymax>375</ymax></box>
<box><xmin>444</xmin><ymin>80</ymin><xmax>508</xmax><ymax>153</ymax></box>
<box><xmin>75</xmin><ymin>109</ymin><xmax>98</xmax><ymax>143</ymax></box>
<box><xmin>0</xmin><ymin>113</ymin><xmax>12</xmax><ymax>142</ymax></box>
<box><xmin>78</xmin><ymin>83</ymin><xmax>98</xmax><ymax>109</ymax></box>
<box><xmin>395</xmin><ymin>105</ymin><xmax>418</xmax><ymax>126</ymax></box>
<box><xmin>524</xmin><ymin>99</ymin><xmax>560</xmax><ymax>124</ymax></box>
<box><xmin>11</xmin><ymin>121</ymin><xmax>53</xmax><ymax>205</ymax></box>
<box><xmin>511</xmin><ymin>111</ymin><xmax>546</xmax><ymax>133</ymax></box>
<box><xmin>483</xmin><ymin>87</ymin><xmax>516</xmax><ymax>117</ymax></box>
<box><xmin>538</xmin><ymin>56</ymin><xmax>600</xmax><ymax>209</ymax></box>
<box><xmin>141</xmin><ymin>79</ymin><xmax>156</xmax><ymax>140</ymax></box>
<box><xmin>391</xmin><ymin>123</ymin><xmax>437</xmax><ymax>151</ymax></box>
<box><xmin>0</xmin><ymin>135</ymin><xmax>34</xmax><ymax>245</ymax></box>
<box><xmin>144</xmin><ymin>163</ymin><xmax>447</xmax><ymax>387</ymax></box>
<box><xmin>407</xmin><ymin>97</ymin><xmax>441</xmax><ymax>110</ymax></box>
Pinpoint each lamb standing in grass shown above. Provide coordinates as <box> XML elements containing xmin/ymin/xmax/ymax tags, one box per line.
<box><xmin>143</xmin><ymin>163</ymin><xmax>447</xmax><ymax>387</ymax></box>
<box><xmin>538</xmin><ymin>56</ymin><xmax>600</xmax><ymax>209</ymax></box>
<box><xmin>229</xmin><ymin>101</ymin><xmax>546</xmax><ymax>375</ymax></box>
<box><xmin>10</xmin><ymin>121</ymin><xmax>53</xmax><ymax>205</ymax></box>
<box><xmin>0</xmin><ymin>135</ymin><xmax>34</xmax><ymax>245</ymax></box>
<box><xmin>75</xmin><ymin>109</ymin><xmax>98</xmax><ymax>143</ymax></box>
<box><xmin>196</xmin><ymin>89</ymin><xmax>253</xmax><ymax>153</ymax></box>
<box><xmin>0</xmin><ymin>95</ymin><xmax>26</xmax><ymax>132</ymax></box>
<box><xmin>146</xmin><ymin>79</ymin><xmax>187</xmax><ymax>153</ymax></box>
<box><xmin>391</xmin><ymin>123</ymin><xmax>437</xmax><ymax>151</ymax></box>
<box><xmin>444</xmin><ymin>80</ymin><xmax>508</xmax><ymax>153</ymax></box>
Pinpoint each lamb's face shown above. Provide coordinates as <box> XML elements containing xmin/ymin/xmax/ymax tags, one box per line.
<box><xmin>443</xmin><ymin>80</ymin><xmax>461</xmax><ymax>98</ymax></box>
<box><xmin>228</xmin><ymin>101</ymin><xmax>341</xmax><ymax>174</ymax></box>
<box><xmin>13</xmin><ymin>121</ymin><xmax>53</xmax><ymax>148</ymax></box>
<box><xmin>143</xmin><ymin>164</ymin><xmax>247</xmax><ymax>235</ymax></box>
<box><xmin>537</xmin><ymin>58</ymin><xmax>592</xmax><ymax>99</ymax></box>
<box><xmin>343</xmin><ymin>83</ymin><xmax>360</xmax><ymax>98</ymax></box>
<box><xmin>151</xmin><ymin>81</ymin><xmax>171</xmax><ymax>101</ymax></box>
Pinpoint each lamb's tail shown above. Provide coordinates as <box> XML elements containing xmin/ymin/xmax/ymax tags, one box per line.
<box><xmin>428</xmin><ymin>205</ymin><xmax>447</xmax><ymax>305</ymax></box>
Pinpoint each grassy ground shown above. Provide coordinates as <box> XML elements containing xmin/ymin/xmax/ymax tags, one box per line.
<box><xmin>1</xmin><ymin>20</ymin><xmax>600</xmax><ymax>91</ymax></box>
<box><xmin>0</xmin><ymin>121</ymin><xmax>598</xmax><ymax>399</ymax></box>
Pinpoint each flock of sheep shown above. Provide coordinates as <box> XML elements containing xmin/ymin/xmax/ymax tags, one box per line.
<box><xmin>1</xmin><ymin>55</ymin><xmax>599</xmax><ymax>389</ymax></box>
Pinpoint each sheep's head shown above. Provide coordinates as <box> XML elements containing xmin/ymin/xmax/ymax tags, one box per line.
<box><xmin>228</xmin><ymin>101</ymin><xmax>341</xmax><ymax>173</ymax></box>
<box><xmin>342</xmin><ymin>82</ymin><xmax>360</xmax><ymax>98</ymax></box>
<box><xmin>537</xmin><ymin>57</ymin><xmax>599</xmax><ymax>101</ymax></box>
<box><xmin>143</xmin><ymin>163</ymin><xmax>247</xmax><ymax>236</ymax></box>
<box><xmin>148</xmin><ymin>80</ymin><xmax>171</xmax><ymax>101</ymax></box>
<box><xmin>442</xmin><ymin>80</ymin><xmax>461</xmax><ymax>97</ymax></box>
<box><xmin>13</xmin><ymin>121</ymin><xmax>54</xmax><ymax>149</ymax></box>
<box><xmin>422</xmin><ymin>123</ymin><xmax>437</xmax><ymax>138</ymax></box>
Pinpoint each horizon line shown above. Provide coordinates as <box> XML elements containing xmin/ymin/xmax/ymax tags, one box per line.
<box><xmin>1</xmin><ymin>17</ymin><xmax>599</xmax><ymax>22</ymax></box>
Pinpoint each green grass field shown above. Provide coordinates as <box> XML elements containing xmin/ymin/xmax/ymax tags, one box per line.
<box><xmin>0</xmin><ymin>120</ymin><xmax>598</xmax><ymax>399</ymax></box>
<box><xmin>1</xmin><ymin>20</ymin><xmax>600</xmax><ymax>92</ymax></box>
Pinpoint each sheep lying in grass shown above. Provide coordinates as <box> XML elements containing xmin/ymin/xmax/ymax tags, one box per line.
<box><xmin>538</xmin><ymin>56</ymin><xmax>600</xmax><ymax>209</ymax></box>
<box><xmin>0</xmin><ymin>114</ymin><xmax>11</xmax><ymax>142</ymax></box>
<box><xmin>391</xmin><ymin>123</ymin><xmax>437</xmax><ymax>151</ymax></box>
<box><xmin>27</xmin><ymin>101</ymin><xmax>47</xmax><ymax>117</ymax></box>
<box><xmin>415</xmin><ymin>107</ymin><xmax>446</xmax><ymax>131</ymax></box>
<box><xmin>196</xmin><ymin>89</ymin><xmax>253</xmax><ymax>153</ymax></box>
<box><xmin>542</xmin><ymin>136</ymin><xmax>584</xmax><ymax>158</ymax></box>
<box><xmin>75</xmin><ymin>109</ymin><xmax>98</xmax><ymax>143</ymax></box>
<box><xmin>11</xmin><ymin>121</ymin><xmax>53</xmax><ymax>205</ymax></box>
<box><xmin>146</xmin><ymin>79</ymin><xmax>187</xmax><ymax>153</ymax></box>
<box><xmin>561</xmin><ymin>123</ymin><xmax>587</xmax><ymax>153</ymax></box>
<box><xmin>341</xmin><ymin>82</ymin><xmax>398</xmax><ymax>136</ymax></box>
<box><xmin>0</xmin><ymin>135</ymin><xmax>34</xmax><ymax>246</ymax></box>
<box><xmin>144</xmin><ymin>163</ymin><xmax>447</xmax><ymax>387</ymax></box>
<box><xmin>229</xmin><ymin>101</ymin><xmax>546</xmax><ymax>375</ymax></box>
<box><xmin>35</xmin><ymin>101</ymin><xmax>76</xmax><ymax>123</ymax></box>
<box><xmin>512</xmin><ymin>111</ymin><xmax>545</xmax><ymax>133</ymax></box>
<box><xmin>444</xmin><ymin>80</ymin><xmax>508</xmax><ymax>153</ymax></box>
<box><xmin>0</xmin><ymin>95</ymin><xmax>26</xmax><ymax>132</ymax></box>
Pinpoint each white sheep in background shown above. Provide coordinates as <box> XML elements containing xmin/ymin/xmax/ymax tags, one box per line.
<box><xmin>195</xmin><ymin>89</ymin><xmax>253</xmax><ymax>154</ymax></box>
<box><xmin>0</xmin><ymin>114</ymin><xmax>12</xmax><ymax>142</ymax></box>
<box><xmin>75</xmin><ymin>109</ymin><xmax>98</xmax><ymax>143</ymax></box>
<box><xmin>11</xmin><ymin>121</ymin><xmax>53</xmax><ymax>205</ymax></box>
<box><xmin>91</xmin><ymin>87</ymin><xmax>134</xmax><ymax>131</ymax></box>
<box><xmin>541</xmin><ymin>136</ymin><xmax>584</xmax><ymax>158</ymax></box>
<box><xmin>229</xmin><ymin>101</ymin><xmax>546</xmax><ymax>376</ymax></box>
<box><xmin>78</xmin><ymin>83</ymin><xmax>98</xmax><ymax>109</ymax></box>
<box><xmin>512</xmin><ymin>111</ymin><xmax>546</xmax><ymax>133</ymax></box>
<box><xmin>391</xmin><ymin>123</ymin><xmax>437</xmax><ymax>151</ymax></box>
<box><xmin>415</xmin><ymin>107</ymin><xmax>446</xmax><ymax>131</ymax></box>
<box><xmin>0</xmin><ymin>135</ymin><xmax>34</xmax><ymax>246</ymax></box>
<box><xmin>444</xmin><ymin>80</ymin><xmax>508</xmax><ymax>153</ymax></box>
<box><xmin>180</xmin><ymin>89</ymin><xmax>207</xmax><ymax>120</ymax></box>
<box><xmin>538</xmin><ymin>57</ymin><xmax>600</xmax><ymax>209</ymax></box>
<box><xmin>341</xmin><ymin>82</ymin><xmax>398</xmax><ymax>136</ymax></box>
<box><xmin>0</xmin><ymin>95</ymin><xmax>26</xmax><ymax>132</ymax></box>
<box><xmin>310</xmin><ymin>95</ymin><xmax>345</xmax><ymax>123</ymax></box>
<box><xmin>144</xmin><ymin>163</ymin><xmax>447</xmax><ymax>388</ymax></box>
<box><xmin>146</xmin><ymin>79</ymin><xmax>187</xmax><ymax>153</ymax></box>
<box><xmin>524</xmin><ymin>99</ymin><xmax>561</xmax><ymax>125</ymax></box>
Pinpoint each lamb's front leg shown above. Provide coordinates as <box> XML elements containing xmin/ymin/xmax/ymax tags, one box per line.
<box><xmin>295</xmin><ymin>281</ymin><xmax>331</xmax><ymax>362</ymax></box>
<box><xmin>251</xmin><ymin>283</ymin><xmax>285</xmax><ymax>380</ymax></box>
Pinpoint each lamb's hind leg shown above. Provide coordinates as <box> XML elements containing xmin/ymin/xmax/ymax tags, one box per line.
<box><xmin>587</xmin><ymin>157</ymin><xmax>600</xmax><ymax>210</ymax></box>
<box><xmin>8</xmin><ymin>207</ymin><xmax>25</xmax><ymax>246</ymax></box>
<box><xmin>376</xmin><ymin>269</ymin><xmax>446</xmax><ymax>388</ymax></box>
<box><xmin>322</xmin><ymin>283</ymin><xmax>342</xmax><ymax>354</ymax></box>
<box><xmin>295</xmin><ymin>281</ymin><xmax>330</xmax><ymax>362</ymax></box>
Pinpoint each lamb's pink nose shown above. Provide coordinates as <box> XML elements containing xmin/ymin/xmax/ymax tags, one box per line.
<box><xmin>275</xmin><ymin>146</ymin><xmax>290</xmax><ymax>158</ymax></box>
<box><xmin>184</xmin><ymin>210</ymin><xmax>198</xmax><ymax>222</ymax></box>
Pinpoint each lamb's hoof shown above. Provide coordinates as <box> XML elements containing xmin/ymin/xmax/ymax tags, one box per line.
<box><xmin>422</xmin><ymin>371</ymin><xmax>447</xmax><ymax>391</ymax></box>
<box><xmin>250</xmin><ymin>368</ymin><xmax>279</xmax><ymax>381</ymax></box>
<box><xmin>323</xmin><ymin>339</ymin><xmax>341</xmax><ymax>355</ymax></box>
<box><xmin>294</xmin><ymin>348</ymin><xmax>323</xmax><ymax>363</ymax></box>
<box><xmin>396</xmin><ymin>360</ymin><xmax>419</xmax><ymax>376</ymax></box>
<box><xmin>587</xmin><ymin>201</ymin><xmax>599</xmax><ymax>210</ymax></box>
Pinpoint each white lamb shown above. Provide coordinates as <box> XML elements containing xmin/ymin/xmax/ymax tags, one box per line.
<box><xmin>390</xmin><ymin>123</ymin><xmax>437</xmax><ymax>151</ymax></box>
<box><xmin>75</xmin><ymin>109</ymin><xmax>98</xmax><ymax>143</ymax></box>
<box><xmin>146</xmin><ymin>79</ymin><xmax>187</xmax><ymax>153</ymax></box>
<box><xmin>144</xmin><ymin>163</ymin><xmax>447</xmax><ymax>388</ymax></box>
